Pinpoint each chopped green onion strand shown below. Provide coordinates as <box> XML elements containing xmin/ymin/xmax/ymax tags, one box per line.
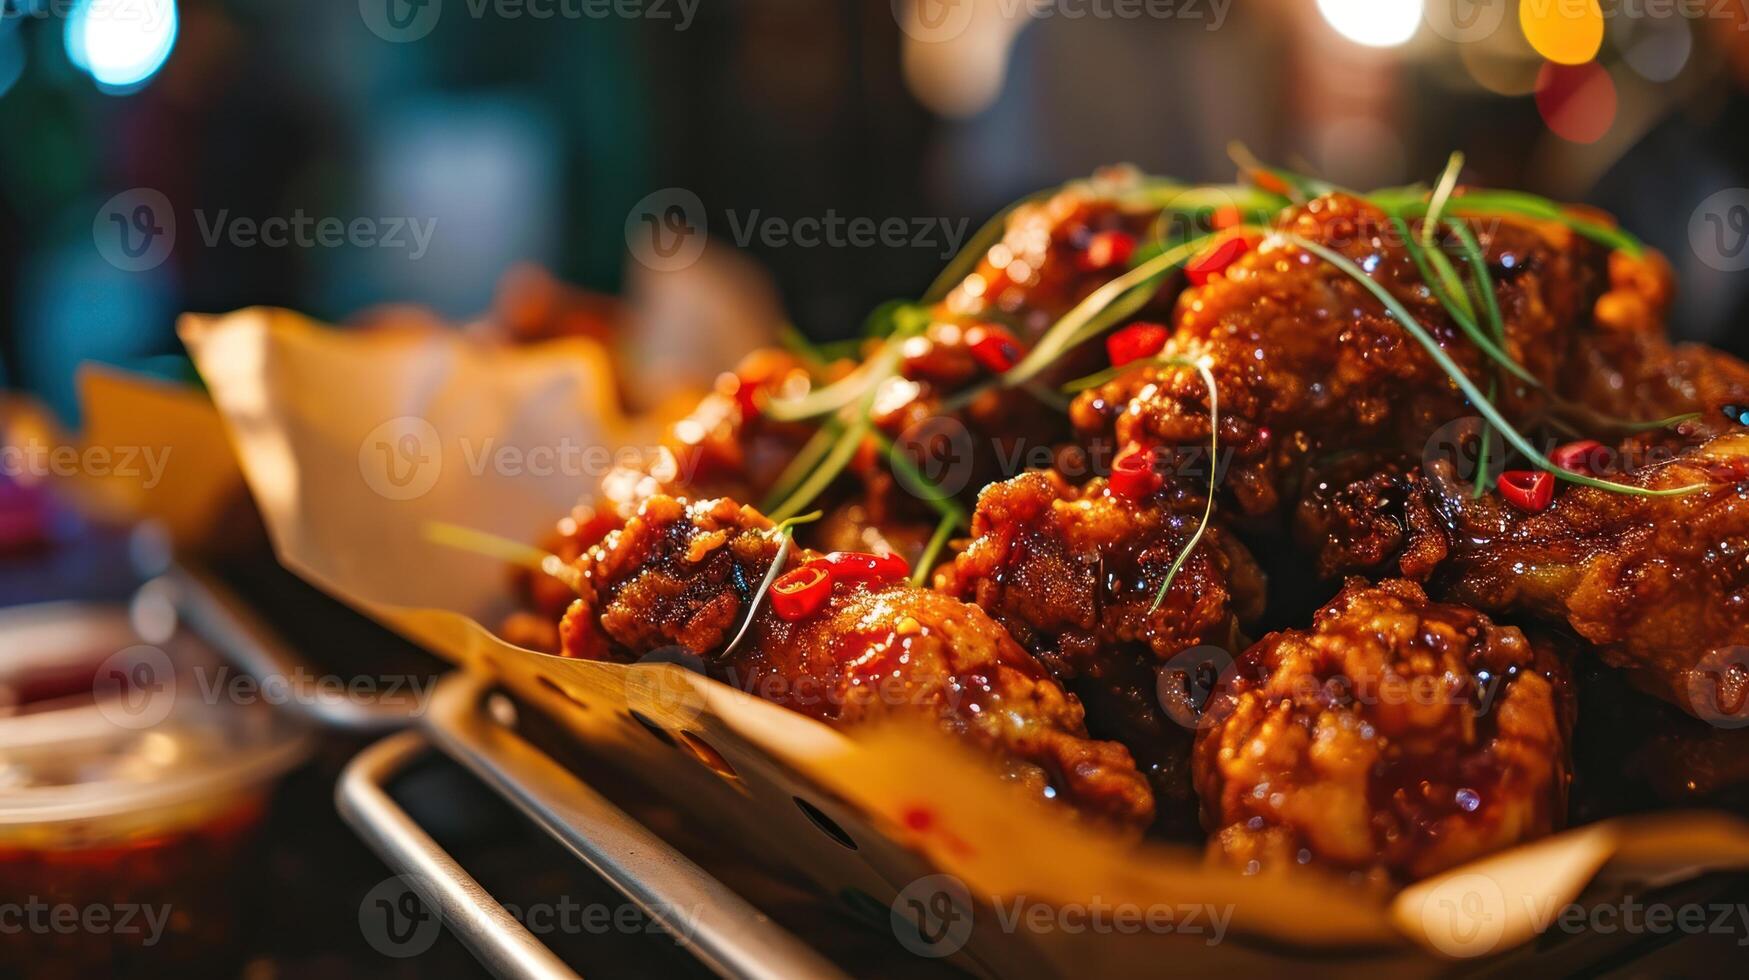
<box><xmin>1020</xmin><ymin>381</ymin><xmax>1072</xmax><ymax>412</ymax></box>
<box><xmin>1228</xmin><ymin>142</ymin><xmax>1337</xmax><ymax>201</ymax></box>
<box><xmin>1421</xmin><ymin>152</ymin><xmax>1464</xmax><ymax>248</ymax></box>
<box><xmin>765</xmin><ymin>313</ymin><xmax>926</xmax><ymax>422</ymax></box>
<box><xmin>1444</xmin><ymin>219</ymin><xmax>1506</xmax><ymax>344</ymax></box>
<box><xmin>911</xmin><ymin>513</ymin><xmax>960</xmax><ymax>587</ymax></box>
<box><xmin>424</xmin><ymin>521</ymin><xmax>585</xmax><ymax>597</ymax></box>
<box><xmin>777</xmin><ymin>322</ymin><xmax>830</xmax><ymax>369</ymax></box>
<box><xmin>1150</xmin><ymin>356</ymin><xmax>1221</xmax><ymax>613</ymax></box>
<box><xmin>1473</xmin><ymin>384</ymin><xmax>1496</xmax><ymax>500</ymax></box>
<box><xmin>1391</xmin><ymin>217</ymin><xmax>1539</xmax><ymax>387</ymax></box>
<box><xmin>761</xmin><ymin>417</ymin><xmax>846</xmax><ymax>513</ymax></box>
<box><xmin>1552</xmin><ymin>403</ymin><xmax>1703</xmax><ymax>434</ymax></box>
<box><xmin>1435</xmin><ymin>195</ymin><xmax>1643</xmax><ymax>257</ymax></box>
<box><xmin>869</xmin><ymin>430</ymin><xmax>970</xmax><ymax>527</ymax></box>
<box><xmin>762</xmin><ymin>348</ymin><xmax>891</xmax><ymax>422</ymax></box>
<box><xmin>1422</xmin><ymin>240</ymin><xmax>1477</xmax><ymax>323</ymax></box>
<box><xmin>1002</xmin><ymin>234</ymin><xmax>1213</xmax><ymax>389</ymax></box>
<box><xmin>722</xmin><ymin>510</ymin><xmax>824</xmax><ymax>657</ymax></box>
<box><xmin>923</xmin><ymin>191</ymin><xmax>1055</xmax><ymax>304</ymax></box>
<box><xmin>769</xmin><ymin>415</ymin><xmax>871</xmax><ymax>521</ymax></box>
<box><xmin>1443</xmin><ymin>218</ymin><xmax>1507</xmax><ymax>500</ymax></box>
<box><xmin>1284</xmin><ymin>235</ymin><xmax>1702</xmax><ymax>497</ymax></box>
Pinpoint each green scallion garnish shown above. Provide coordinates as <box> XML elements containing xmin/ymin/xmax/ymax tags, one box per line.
<box><xmin>1283</xmin><ymin>234</ymin><xmax>1703</xmax><ymax>498</ymax></box>
<box><xmin>911</xmin><ymin>512</ymin><xmax>960</xmax><ymax>588</ymax></box>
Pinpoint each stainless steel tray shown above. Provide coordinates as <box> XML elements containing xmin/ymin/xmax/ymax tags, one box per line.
<box><xmin>172</xmin><ymin>564</ymin><xmax>845</xmax><ymax>980</ymax></box>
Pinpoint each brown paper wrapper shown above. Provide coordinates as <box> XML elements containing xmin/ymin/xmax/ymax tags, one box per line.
<box><xmin>2</xmin><ymin>366</ymin><xmax>250</xmax><ymax>548</ymax></box>
<box><xmin>182</xmin><ymin>307</ymin><xmax>1749</xmax><ymax>975</ymax></box>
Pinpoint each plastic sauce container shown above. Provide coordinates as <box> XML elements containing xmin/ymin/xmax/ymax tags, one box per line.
<box><xmin>0</xmin><ymin>603</ymin><xmax>312</xmax><ymax>977</ymax></box>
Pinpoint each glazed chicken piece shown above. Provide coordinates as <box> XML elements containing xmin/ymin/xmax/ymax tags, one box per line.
<box><xmin>934</xmin><ymin>164</ymin><xmax>1173</xmax><ymax>334</ymax></box>
<box><xmin>1194</xmin><ymin>579</ymin><xmax>1573</xmax><ymax>887</ymax></box>
<box><xmin>1295</xmin><ymin>423</ymin><xmax>1749</xmax><ymax>723</ymax></box>
<box><xmin>1070</xmin><ymin>192</ymin><xmax>1622</xmax><ymax>520</ymax></box>
<box><xmin>939</xmin><ymin>469</ymin><xmax>1265</xmax><ymax>833</ymax></box>
<box><xmin>1414</xmin><ymin>433</ymin><xmax>1749</xmax><ymax>723</ymax></box>
<box><xmin>584</xmin><ymin>168</ymin><xmax>1178</xmax><ymax>567</ymax></box>
<box><xmin>554</xmin><ymin>494</ymin><xmax>1157</xmax><ymax>831</ymax></box>
<box><xmin>1561</xmin><ymin>248</ymin><xmax>1749</xmax><ymax>446</ymax></box>
<box><xmin>942</xmin><ymin>470</ymin><xmax>1265</xmax><ymax>674</ymax></box>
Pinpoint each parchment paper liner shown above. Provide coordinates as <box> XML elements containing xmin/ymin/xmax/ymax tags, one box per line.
<box><xmin>182</xmin><ymin>307</ymin><xmax>1749</xmax><ymax>976</ymax></box>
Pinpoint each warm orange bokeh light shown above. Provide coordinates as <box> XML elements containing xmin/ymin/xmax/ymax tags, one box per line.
<box><xmin>1519</xmin><ymin>0</ymin><xmax>1605</xmax><ymax>66</ymax></box>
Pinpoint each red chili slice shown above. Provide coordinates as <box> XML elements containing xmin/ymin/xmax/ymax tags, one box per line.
<box><xmin>770</xmin><ymin>565</ymin><xmax>833</xmax><ymax>620</ymax></box>
<box><xmin>1252</xmin><ymin>171</ymin><xmax>1290</xmax><ymax>195</ymax></box>
<box><xmin>1549</xmin><ymin>440</ymin><xmax>1606</xmax><ymax>475</ymax></box>
<box><xmin>731</xmin><ymin>373</ymin><xmax>763</xmax><ymax>419</ymax></box>
<box><xmin>1106</xmin><ymin>322</ymin><xmax>1169</xmax><ymax>367</ymax></box>
<box><xmin>1110</xmin><ymin>446</ymin><xmax>1163</xmax><ymax>500</ymax></box>
<box><xmin>967</xmin><ymin>324</ymin><xmax>1024</xmax><ymax>374</ymax></box>
<box><xmin>1079</xmin><ymin>230</ymin><xmax>1136</xmax><ymax>271</ymax></box>
<box><xmin>1497</xmin><ymin>470</ymin><xmax>1555</xmax><ymax>513</ymax></box>
<box><xmin>808</xmin><ymin>551</ymin><xmax>910</xmax><ymax>584</ymax></box>
<box><xmin>1185</xmin><ymin>235</ymin><xmax>1258</xmax><ymax>287</ymax></box>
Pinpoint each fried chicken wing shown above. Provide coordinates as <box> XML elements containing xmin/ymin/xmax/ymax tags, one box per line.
<box><xmin>1194</xmin><ymin>579</ymin><xmax>1573</xmax><ymax>887</ymax></box>
<box><xmin>940</xmin><ymin>469</ymin><xmax>1266</xmax><ymax>833</ymax></box>
<box><xmin>1070</xmin><ymin>193</ymin><xmax>1614</xmax><ymax>519</ymax></box>
<box><xmin>1414</xmin><ymin>433</ymin><xmax>1749</xmax><ymax>722</ymax></box>
<box><xmin>942</xmin><ymin>469</ymin><xmax>1265</xmax><ymax>674</ymax></box>
<box><xmin>554</xmin><ymin>494</ymin><xmax>1156</xmax><ymax>830</ymax></box>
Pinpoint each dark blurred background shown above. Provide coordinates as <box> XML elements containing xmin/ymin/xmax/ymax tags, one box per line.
<box><xmin>3</xmin><ymin>0</ymin><xmax>1749</xmax><ymax>422</ymax></box>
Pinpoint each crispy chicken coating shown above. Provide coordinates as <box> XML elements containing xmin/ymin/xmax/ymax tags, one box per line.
<box><xmin>555</xmin><ymin>494</ymin><xmax>1156</xmax><ymax>830</ymax></box>
<box><xmin>942</xmin><ymin>470</ymin><xmax>1265</xmax><ymax>675</ymax></box>
<box><xmin>1070</xmin><ymin>193</ymin><xmax>1613</xmax><ymax>519</ymax></box>
<box><xmin>1194</xmin><ymin>579</ymin><xmax>1573</xmax><ymax>887</ymax></box>
<box><xmin>940</xmin><ymin>469</ymin><xmax>1266</xmax><ymax>833</ymax></box>
<box><xmin>1419</xmin><ymin>433</ymin><xmax>1749</xmax><ymax>723</ymax></box>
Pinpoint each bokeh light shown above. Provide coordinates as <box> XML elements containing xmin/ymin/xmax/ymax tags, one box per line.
<box><xmin>1615</xmin><ymin>14</ymin><xmax>1693</xmax><ymax>83</ymax></box>
<box><xmin>0</xmin><ymin>23</ymin><xmax>25</xmax><ymax>101</ymax></box>
<box><xmin>1519</xmin><ymin>0</ymin><xmax>1604</xmax><ymax>66</ymax></box>
<box><xmin>1535</xmin><ymin>60</ymin><xmax>1617</xmax><ymax>144</ymax></box>
<box><xmin>1316</xmin><ymin>0</ymin><xmax>1425</xmax><ymax>49</ymax></box>
<box><xmin>65</xmin><ymin>0</ymin><xmax>178</xmax><ymax>92</ymax></box>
